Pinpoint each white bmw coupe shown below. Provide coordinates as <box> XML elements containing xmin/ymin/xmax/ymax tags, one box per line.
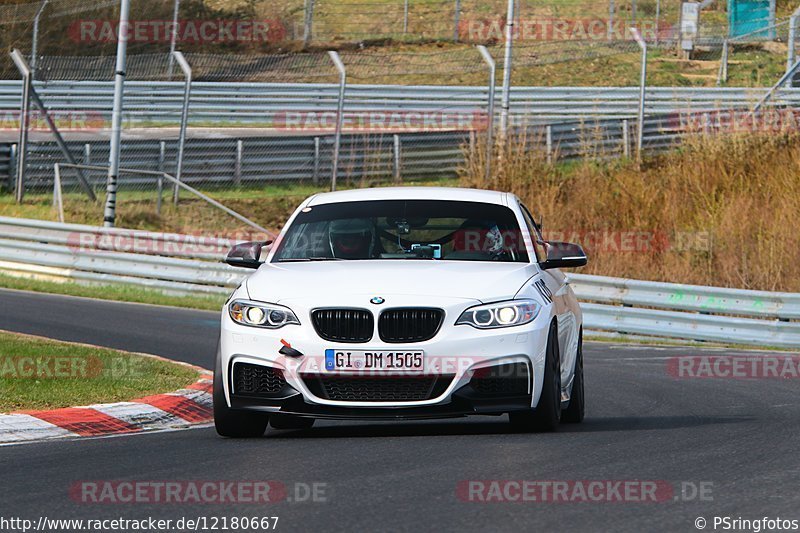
<box><xmin>215</xmin><ymin>187</ymin><xmax>587</xmax><ymax>436</ymax></box>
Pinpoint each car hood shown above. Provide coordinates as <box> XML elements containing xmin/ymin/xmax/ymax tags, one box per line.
<box><xmin>245</xmin><ymin>260</ymin><xmax>536</xmax><ymax>304</ymax></box>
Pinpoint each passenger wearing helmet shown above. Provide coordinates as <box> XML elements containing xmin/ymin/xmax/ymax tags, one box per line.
<box><xmin>328</xmin><ymin>219</ymin><xmax>377</xmax><ymax>259</ymax></box>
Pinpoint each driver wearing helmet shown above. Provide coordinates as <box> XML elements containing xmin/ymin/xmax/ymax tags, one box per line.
<box><xmin>328</xmin><ymin>219</ymin><xmax>377</xmax><ymax>259</ymax></box>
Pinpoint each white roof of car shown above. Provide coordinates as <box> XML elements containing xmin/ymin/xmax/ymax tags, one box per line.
<box><xmin>306</xmin><ymin>187</ymin><xmax>509</xmax><ymax>206</ymax></box>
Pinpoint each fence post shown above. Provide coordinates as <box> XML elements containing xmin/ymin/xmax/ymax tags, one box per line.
<box><xmin>499</xmin><ymin>0</ymin><xmax>515</xmax><ymax>140</ymax></box>
<box><xmin>787</xmin><ymin>7</ymin><xmax>800</xmax><ymax>87</ymax></box>
<box><xmin>654</xmin><ymin>0</ymin><xmax>660</xmax><ymax>45</ymax></box>
<box><xmin>313</xmin><ymin>136</ymin><xmax>320</xmax><ymax>185</ymax></box>
<box><xmin>104</xmin><ymin>0</ymin><xmax>130</xmax><ymax>227</ymax></box>
<box><xmin>8</xmin><ymin>144</ymin><xmax>17</xmax><ymax>192</ymax></box>
<box><xmin>718</xmin><ymin>39</ymin><xmax>729</xmax><ymax>85</ymax></box>
<box><xmin>608</xmin><ymin>0</ymin><xmax>615</xmax><ymax>41</ymax></box>
<box><xmin>453</xmin><ymin>0</ymin><xmax>461</xmax><ymax>42</ymax></box>
<box><xmin>83</xmin><ymin>143</ymin><xmax>91</xmax><ymax>188</ymax></box>
<box><xmin>303</xmin><ymin>0</ymin><xmax>315</xmax><ymax>48</ymax></box>
<box><xmin>403</xmin><ymin>0</ymin><xmax>409</xmax><ymax>34</ymax></box>
<box><xmin>393</xmin><ymin>134</ymin><xmax>402</xmax><ymax>183</ymax></box>
<box><xmin>622</xmin><ymin>119</ymin><xmax>630</xmax><ymax>158</ymax></box>
<box><xmin>328</xmin><ymin>51</ymin><xmax>346</xmax><ymax>191</ymax></box>
<box><xmin>234</xmin><ymin>139</ymin><xmax>243</xmax><ymax>187</ymax></box>
<box><xmin>167</xmin><ymin>0</ymin><xmax>181</xmax><ymax>79</ymax></box>
<box><xmin>545</xmin><ymin>124</ymin><xmax>553</xmax><ymax>164</ymax></box>
<box><xmin>157</xmin><ymin>141</ymin><xmax>165</xmax><ymax>214</ymax></box>
<box><xmin>477</xmin><ymin>45</ymin><xmax>496</xmax><ymax>181</ymax></box>
<box><xmin>11</xmin><ymin>52</ymin><xmax>31</xmax><ymax>203</ymax></box>
<box><xmin>172</xmin><ymin>51</ymin><xmax>192</xmax><ymax>205</ymax></box>
<box><xmin>53</xmin><ymin>163</ymin><xmax>64</xmax><ymax>223</ymax></box>
<box><xmin>631</xmin><ymin>27</ymin><xmax>647</xmax><ymax>162</ymax></box>
<box><xmin>30</xmin><ymin>0</ymin><xmax>49</xmax><ymax>78</ymax></box>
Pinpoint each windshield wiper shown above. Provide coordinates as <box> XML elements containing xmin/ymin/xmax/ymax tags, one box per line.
<box><xmin>277</xmin><ymin>257</ymin><xmax>346</xmax><ymax>262</ymax></box>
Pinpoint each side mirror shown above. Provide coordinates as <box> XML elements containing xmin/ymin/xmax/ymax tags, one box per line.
<box><xmin>225</xmin><ymin>241</ymin><xmax>270</xmax><ymax>269</ymax></box>
<box><xmin>540</xmin><ymin>241</ymin><xmax>587</xmax><ymax>270</ymax></box>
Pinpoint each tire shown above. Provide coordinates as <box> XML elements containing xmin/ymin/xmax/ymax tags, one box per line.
<box><xmin>213</xmin><ymin>348</ymin><xmax>269</xmax><ymax>438</ymax></box>
<box><xmin>562</xmin><ymin>328</ymin><xmax>585</xmax><ymax>424</ymax></box>
<box><xmin>270</xmin><ymin>414</ymin><xmax>315</xmax><ymax>430</ymax></box>
<box><xmin>509</xmin><ymin>321</ymin><xmax>562</xmax><ymax>433</ymax></box>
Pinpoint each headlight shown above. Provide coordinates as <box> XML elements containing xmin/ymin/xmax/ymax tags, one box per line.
<box><xmin>455</xmin><ymin>299</ymin><xmax>540</xmax><ymax>329</ymax></box>
<box><xmin>228</xmin><ymin>300</ymin><xmax>300</xmax><ymax>329</ymax></box>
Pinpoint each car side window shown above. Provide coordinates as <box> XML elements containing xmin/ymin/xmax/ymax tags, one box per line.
<box><xmin>519</xmin><ymin>203</ymin><xmax>546</xmax><ymax>263</ymax></box>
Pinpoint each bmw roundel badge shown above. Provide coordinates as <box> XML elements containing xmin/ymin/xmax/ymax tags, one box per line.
<box><xmin>370</xmin><ymin>296</ymin><xmax>385</xmax><ymax>305</ymax></box>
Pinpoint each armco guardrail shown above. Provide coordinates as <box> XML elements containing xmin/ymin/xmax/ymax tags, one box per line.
<box><xmin>15</xmin><ymin>114</ymin><xmax>691</xmax><ymax>190</ymax></box>
<box><xmin>0</xmin><ymin>82</ymin><xmax>797</xmax><ymax>125</ymax></box>
<box><xmin>1</xmin><ymin>217</ymin><xmax>798</xmax><ymax>348</ymax></box>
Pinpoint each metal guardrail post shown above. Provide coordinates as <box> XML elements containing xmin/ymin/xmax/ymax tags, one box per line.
<box><xmin>545</xmin><ymin>125</ymin><xmax>553</xmax><ymax>164</ymax></box>
<box><xmin>172</xmin><ymin>51</ymin><xmax>192</xmax><ymax>205</ymax></box>
<box><xmin>104</xmin><ymin>0</ymin><xmax>130</xmax><ymax>228</ymax></box>
<box><xmin>477</xmin><ymin>45</ymin><xmax>496</xmax><ymax>181</ymax></box>
<box><xmin>11</xmin><ymin>52</ymin><xmax>31</xmax><ymax>203</ymax></box>
<box><xmin>157</xmin><ymin>141</ymin><xmax>165</xmax><ymax>215</ymax></box>
<box><xmin>392</xmin><ymin>134</ymin><xmax>402</xmax><ymax>183</ymax></box>
<box><xmin>8</xmin><ymin>144</ymin><xmax>17</xmax><ymax>193</ymax></box>
<box><xmin>234</xmin><ymin>139</ymin><xmax>243</xmax><ymax>187</ymax></box>
<box><xmin>630</xmin><ymin>28</ymin><xmax>647</xmax><ymax>162</ymax></box>
<box><xmin>328</xmin><ymin>51</ymin><xmax>346</xmax><ymax>192</ymax></box>
<box><xmin>52</xmin><ymin>163</ymin><xmax>64</xmax><ymax>222</ymax></box>
<box><xmin>622</xmin><ymin>119</ymin><xmax>630</xmax><ymax>158</ymax></box>
<box><xmin>313</xmin><ymin>137</ymin><xmax>320</xmax><ymax>185</ymax></box>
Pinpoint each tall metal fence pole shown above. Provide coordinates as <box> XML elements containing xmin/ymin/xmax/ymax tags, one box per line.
<box><xmin>10</xmin><ymin>51</ymin><xmax>32</xmax><ymax>203</ymax></box>
<box><xmin>30</xmin><ymin>0</ymin><xmax>49</xmax><ymax>78</ymax></box>
<box><xmin>328</xmin><ymin>51</ymin><xmax>346</xmax><ymax>192</ymax></box>
<box><xmin>453</xmin><ymin>0</ymin><xmax>461</xmax><ymax>42</ymax></box>
<box><xmin>477</xmin><ymin>45</ymin><xmax>496</xmax><ymax>181</ymax></box>
<box><xmin>608</xmin><ymin>0</ymin><xmax>615</xmax><ymax>41</ymax></box>
<box><xmin>167</xmin><ymin>0</ymin><xmax>180</xmax><ymax>79</ymax></box>
<box><xmin>499</xmin><ymin>0</ymin><xmax>515</xmax><ymax>140</ymax></box>
<box><xmin>403</xmin><ymin>0</ymin><xmax>409</xmax><ymax>34</ymax></box>
<box><xmin>172</xmin><ymin>50</ymin><xmax>192</xmax><ymax>205</ymax></box>
<box><xmin>631</xmin><ymin>27</ymin><xmax>647</xmax><ymax>162</ymax></box>
<box><xmin>303</xmin><ymin>0</ymin><xmax>315</xmax><ymax>48</ymax></box>
<box><xmin>654</xmin><ymin>0</ymin><xmax>661</xmax><ymax>45</ymax></box>
<box><xmin>104</xmin><ymin>0</ymin><xmax>131</xmax><ymax>228</ymax></box>
<box><xmin>787</xmin><ymin>7</ymin><xmax>800</xmax><ymax>87</ymax></box>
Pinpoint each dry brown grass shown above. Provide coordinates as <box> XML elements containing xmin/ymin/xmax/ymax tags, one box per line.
<box><xmin>460</xmin><ymin>131</ymin><xmax>800</xmax><ymax>292</ymax></box>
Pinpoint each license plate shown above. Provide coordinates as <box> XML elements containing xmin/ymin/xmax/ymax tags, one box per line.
<box><xmin>324</xmin><ymin>349</ymin><xmax>424</xmax><ymax>373</ymax></box>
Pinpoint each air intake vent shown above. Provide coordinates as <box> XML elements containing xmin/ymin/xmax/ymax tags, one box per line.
<box><xmin>378</xmin><ymin>308</ymin><xmax>444</xmax><ymax>343</ymax></box>
<box><xmin>232</xmin><ymin>363</ymin><xmax>289</xmax><ymax>397</ymax></box>
<box><xmin>301</xmin><ymin>374</ymin><xmax>453</xmax><ymax>402</ymax></box>
<box><xmin>311</xmin><ymin>308</ymin><xmax>374</xmax><ymax>343</ymax></box>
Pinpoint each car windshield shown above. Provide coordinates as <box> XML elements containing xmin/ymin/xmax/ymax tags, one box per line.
<box><xmin>272</xmin><ymin>199</ymin><xmax>529</xmax><ymax>263</ymax></box>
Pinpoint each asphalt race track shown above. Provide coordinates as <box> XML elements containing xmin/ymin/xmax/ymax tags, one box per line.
<box><xmin>1</xmin><ymin>288</ymin><xmax>798</xmax><ymax>532</ymax></box>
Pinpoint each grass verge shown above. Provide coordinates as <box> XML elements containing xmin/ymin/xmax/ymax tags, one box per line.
<box><xmin>0</xmin><ymin>273</ymin><xmax>227</xmax><ymax>311</ymax></box>
<box><xmin>0</xmin><ymin>330</ymin><xmax>200</xmax><ymax>412</ymax></box>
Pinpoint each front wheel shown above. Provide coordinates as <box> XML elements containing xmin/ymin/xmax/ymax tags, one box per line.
<box><xmin>562</xmin><ymin>328</ymin><xmax>585</xmax><ymax>424</ymax></box>
<box><xmin>509</xmin><ymin>321</ymin><xmax>562</xmax><ymax>433</ymax></box>
<box><xmin>213</xmin><ymin>349</ymin><xmax>269</xmax><ymax>438</ymax></box>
